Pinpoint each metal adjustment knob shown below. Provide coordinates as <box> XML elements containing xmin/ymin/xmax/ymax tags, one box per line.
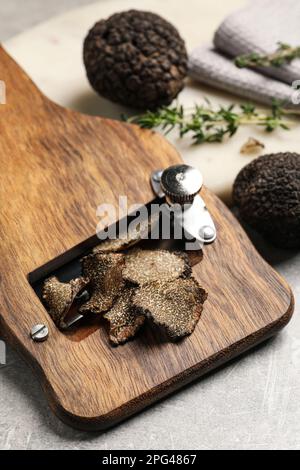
<box><xmin>160</xmin><ymin>164</ymin><xmax>203</xmax><ymax>204</ymax></box>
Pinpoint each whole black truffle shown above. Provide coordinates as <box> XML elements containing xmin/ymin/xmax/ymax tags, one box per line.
<box><xmin>83</xmin><ymin>10</ymin><xmax>188</xmax><ymax>109</ymax></box>
<box><xmin>233</xmin><ymin>152</ymin><xmax>300</xmax><ymax>248</ymax></box>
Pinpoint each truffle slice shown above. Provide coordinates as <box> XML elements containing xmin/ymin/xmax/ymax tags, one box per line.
<box><xmin>122</xmin><ymin>249</ymin><xmax>191</xmax><ymax>286</ymax></box>
<box><xmin>233</xmin><ymin>152</ymin><xmax>300</xmax><ymax>247</ymax></box>
<box><xmin>104</xmin><ymin>287</ymin><xmax>145</xmax><ymax>345</ymax></box>
<box><xmin>83</xmin><ymin>10</ymin><xmax>188</xmax><ymax>109</ymax></box>
<box><xmin>93</xmin><ymin>236</ymin><xmax>138</xmax><ymax>254</ymax></box>
<box><xmin>132</xmin><ymin>278</ymin><xmax>207</xmax><ymax>339</ymax></box>
<box><xmin>80</xmin><ymin>252</ymin><xmax>125</xmax><ymax>314</ymax></box>
<box><xmin>42</xmin><ymin>276</ymin><xmax>88</xmax><ymax>329</ymax></box>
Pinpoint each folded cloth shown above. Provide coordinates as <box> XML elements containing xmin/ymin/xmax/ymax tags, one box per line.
<box><xmin>188</xmin><ymin>0</ymin><xmax>300</xmax><ymax>107</ymax></box>
<box><xmin>214</xmin><ymin>0</ymin><xmax>300</xmax><ymax>84</ymax></box>
<box><xmin>189</xmin><ymin>46</ymin><xmax>295</xmax><ymax>108</ymax></box>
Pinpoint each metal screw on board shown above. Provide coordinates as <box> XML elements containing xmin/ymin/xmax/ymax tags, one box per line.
<box><xmin>30</xmin><ymin>324</ymin><xmax>49</xmax><ymax>342</ymax></box>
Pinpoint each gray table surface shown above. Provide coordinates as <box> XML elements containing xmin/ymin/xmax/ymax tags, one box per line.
<box><xmin>0</xmin><ymin>0</ymin><xmax>299</xmax><ymax>451</ymax></box>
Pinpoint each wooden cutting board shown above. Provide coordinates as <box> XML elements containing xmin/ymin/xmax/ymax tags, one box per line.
<box><xmin>0</xmin><ymin>47</ymin><xmax>294</xmax><ymax>431</ymax></box>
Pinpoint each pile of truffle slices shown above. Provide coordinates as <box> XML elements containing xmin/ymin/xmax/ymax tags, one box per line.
<box><xmin>42</xmin><ymin>247</ymin><xmax>207</xmax><ymax>345</ymax></box>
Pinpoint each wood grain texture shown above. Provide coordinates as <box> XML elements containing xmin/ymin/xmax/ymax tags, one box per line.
<box><xmin>0</xmin><ymin>47</ymin><xmax>294</xmax><ymax>431</ymax></box>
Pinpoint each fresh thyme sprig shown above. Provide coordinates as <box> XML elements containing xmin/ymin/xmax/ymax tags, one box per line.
<box><xmin>125</xmin><ymin>99</ymin><xmax>297</xmax><ymax>144</ymax></box>
<box><xmin>235</xmin><ymin>42</ymin><xmax>300</xmax><ymax>69</ymax></box>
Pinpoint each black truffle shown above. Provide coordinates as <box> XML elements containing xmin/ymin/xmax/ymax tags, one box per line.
<box><xmin>83</xmin><ymin>10</ymin><xmax>188</xmax><ymax>109</ymax></box>
<box><xmin>233</xmin><ymin>152</ymin><xmax>300</xmax><ymax>248</ymax></box>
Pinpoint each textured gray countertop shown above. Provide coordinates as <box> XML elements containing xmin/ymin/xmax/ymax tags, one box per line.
<box><xmin>0</xmin><ymin>0</ymin><xmax>299</xmax><ymax>451</ymax></box>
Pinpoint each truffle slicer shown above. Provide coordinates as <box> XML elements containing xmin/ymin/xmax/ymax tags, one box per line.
<box><xmin>0</xmin><ymin>47</ymin><xmax>294</xmax><ymax>431</ymax></box>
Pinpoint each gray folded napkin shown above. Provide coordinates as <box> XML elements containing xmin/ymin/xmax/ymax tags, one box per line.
<box><xmin>189</xmin><ymin>0</ymin><xmax>300</xmax><ymax>107</ymax></box>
